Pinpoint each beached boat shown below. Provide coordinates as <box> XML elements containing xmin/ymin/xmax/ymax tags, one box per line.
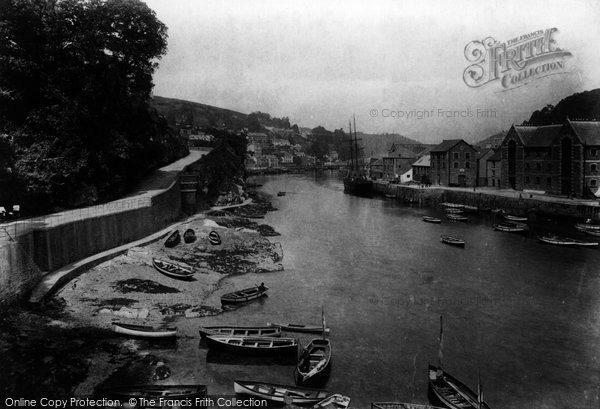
<box><xmin>422</xmin><ymin>216</ymin><xmax>442</xmax><ymax>224</ymax></box>
<box><xmin>152</xmin><ymin>258</ymin><xmax>194</xmax><ymax>280</ymax></box>
<box><xmin>164</xmin><ymin>230</ymin><xmax>180</xmax><ymax>248</ymax></box>
<box><xmin>315</xmin><ymin>394</ymin><xmax>351</xmax><ymax>409</ymax></box>
<box><xmin>493</xmin><ymin>224</ymin><xmax>526</xmax><ymax>233</ymax></box>
<box><xmin>429</xmin><ymin>316</ymin><xmax>489</xmax><ymax>409</ymax></box>
<box><xmin>113</xmin><ymin>322</ymin><xmax>177</xmax><ymax>338</ymax></box>
<box><xmin>99</xmin><ymin>384</ymin><xmax>207</xmax><ymax>401</ymax></box>
<box><xmin>233</xmin><ymin>380</ymin><xmax>328</xmax><ymax>404</ymax></box>
<box><xmin>575</xmin><ymin>223</ymin><xmax>600</xmax><ymax>231</ymax></box>
<box><xmin>267</xmin><ymin>322</ymin><xmax>330</xmax><ymax>334</ymax></box>
<box><xmin>199</xmin><ymin>326</ymin><xmax>281</xmax><ymax>339</ymax></box>
<box><xmin>537</xmin><ymin>235</ymin><xmax>597</xmax><ymax>247</ymax></box>
<box><xmin>504</xmin><ymin>214</ymin><xmax>527</xmax><ymax>222</ymax></box>
<box><xmin>462</xmin><ymin>205</ymin><xmax>479</xmax><ymax>213</ymax></box>
<box><xmin>208</xmin><ymin>230</ymin><xmax>221</xmax><ymax>245</ymax></box>
<box><xmin>206</xmin><ymin>336</ymin><xmax>299</xmax><ymax>356</ymax></box>
<box><xmin>446</xmin><ymin>214</ymin><xmax>468</xmax><ymax>222</ymax></box>
<box><xmin>295</xmin><ymin>339</ymin><xmax>332</xmax><ymax>387</ymax></box>
<box><xmin>440</xmin><ymin>235</ymin><xmax>465</xmax><ymax>247</ymax></box>
<box><xmin>371</xmin><ymin>403</ymin><xmax>445</xmax><ymax>409</ymax></box>
<box><xmin>445</xmin><ymin>208</ymin><xmax>464</xmax><ymax>214</ymax></box>
<box><xmin>440</xmin><ymin>202</ymin><xmax>464</xmax><ymax>209</ymax></box>
<box><xmin>221</xmin><ymin>285</ymin><xmax>268</xmax><ymax>304</ymax></box>
<box><xmin>183</xmin><ymin>228</ymin><xmax>196</xmax><ymax>243</ymax></box>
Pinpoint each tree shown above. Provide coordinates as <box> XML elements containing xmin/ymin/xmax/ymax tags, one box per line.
<box><xmin>0</xmin><ymin>0</ymin><xmax>181</xmax><ymax>208</ymax></box>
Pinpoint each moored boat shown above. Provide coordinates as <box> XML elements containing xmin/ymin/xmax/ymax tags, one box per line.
<box><xmin>208</xmin><ymin>230</ymin><xmax>222</xmax><ymax>245</ymax></box>
<box><xmin>152</xmin><ymin>258</ymin><xmax>194</xmax><ymax>280</ymax></box>
<box><xmin>199</xmin><ymin>326</ymin><xmax>281</xmax><ymax>339</ymax></box>
<box><xmin>493</xmin><ymin>224</ymin><xmax>526</xmax><ymax>233</ymax></box>
<box><xmin>504</xmin><ymin>214</ymin><xmax>527</xmax><ymax>222</ymax></box>
<box><xmin>537</xmin><ymin>235</ymin><xmax>581</xmax><ymax>246</ymax></box>
<box><xmin>267</xmin><ymin>322</ymin><xmax>330</xmax><ymax>334</ymax></box>
<box><xmin>164</xmin><ymin>230</ymin><xmax>180</xmax><ymax>248</ymax></box>
<box><xmin>277</xmin><ymin>191</ymin><xmax>286</xmax><ymax>197</ymax></box>
<box><xmin>422</xmin><ymin>216</ymin><xmax>442</xmax><ymax>224</ymax></box>
<box><xmin>445</xmin><ymin>208</ymin><xmax>464</xmax><ymax>214</ymax></box>
<box><xmin>233</xmin><ymin>380</ymin><xmax>328</xmax><ymax>404</ymax></box>
<box><xmin>183</xmin><ymin>228</ymin><xmax>196</xmax><ymax>243</ymax></box>
<box><xmin>579</xmin><ymin>229</ymin><xmax>600</xmax><ymax>237</ymax></box>
<box><xmin>440</xmin><ymin>235</ymin><xmax>465</xmax><ymax>247</ymax></box>
<box><xmin>446</xmin><ymin>214</ymin><xmax>468</xmax><ymax>222</ymax></box>
<box><xmin>462</xmin><ymin>205</ymin><xmax>479</xmax><ymax>213</ymax></box>
<box><xmin>221</xmin><ymin>285</ymin><xmax>268</xmax><ymax>304</ymax></box>
<box><xmin>371</xmin><ymin>403</ymin><xmax>445</xmax><ymax>409</ymax></box>
<box><xmin>98</xmin><ymin>384</ymin><xmax>207</xmax><ymax>401</ymax></box>
<box><xmin>205</xmin><ymin>336</ymin><xmax>299</xmax><ymax>356</ymax></box>
<box><xmin>295</xmin><ymin>339</ymin><xmax>332</xmax><ymax>387</ymax></box>
<box><xmin>113</xmin><ymin>322</ymin><xmax>177</xmax><ymax>338</ymax></box>
<box><xmin>315</xmin><ymin>394</ymin><xmax>351</xmax><ymax>409</ymax></box>
<box><xmin>343</xmin><ymin>117</ymin><xmax>373</xmax><ymax>198</ymax></box>
<box><xmin>440</xmin><ymin>202</ymin><xmax>464</xmax><ymax>209</ymax></box>
<box><xmin>575</xmin><ymin>222</ymin><xmax>600</xmax><ymax>231</ymax></box>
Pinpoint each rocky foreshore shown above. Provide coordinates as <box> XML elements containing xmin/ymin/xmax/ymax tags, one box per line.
<box><xmin>0</xmin><ymin>196</ymin><xmax>282</xmax><ymax>398</ymax></box>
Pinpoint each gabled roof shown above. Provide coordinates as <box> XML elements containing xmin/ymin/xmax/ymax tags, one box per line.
<box><xmin>527</xmin><ymin>125</ymin><xmax>562</xmax><ymax>147</ymax></box>
<box><xmin>488</xmin><ymin>150</ymin><xmax>501</xmax><ymax>161</ymax></box>
<box><xmin>412</xmin><ymin>154</ymin><xmax>430</xmax><ymax>167</ymax></box>
<box><xmin>430</xmin><ymin>139</ymin><xmax>475</xmax><ymax>153</ymax></box>
<box><xmin>568</xmin><ymin>120</ymin><xmax>600</xmax><ymax>146</ymax></box>
<box><xmin>477</xmin><ymin>148</ymin><xmax>495</xmax><ymax>160</ymax></box>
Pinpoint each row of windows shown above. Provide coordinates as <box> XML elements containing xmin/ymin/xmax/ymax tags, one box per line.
<box><xmin>522</xmin><ymin>163</ymin><xmax>599</xmax><ymax>171</ymax></box>
<box><xmin>452</xmin><ymin>152</ymin><xmax>471</xmax><ymax>160</ymax></box>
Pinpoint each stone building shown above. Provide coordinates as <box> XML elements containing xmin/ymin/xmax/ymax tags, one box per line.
<box><xmin>499</xmin><ymin>119</ymin><xmax>600</xmax><ymax>197</ymax></box>
<box><xmin>430</xmin><ymin>139</ymin><xmax>477</xmax><ymax>187</ymax></box>
<box><xmin>411</xmin><ymin>154</ymin><xmax>431</xmax><ymax>184</ymax></box>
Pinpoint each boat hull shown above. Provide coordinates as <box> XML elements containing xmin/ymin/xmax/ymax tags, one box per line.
<box><xmin>113</xmin><ymin>323</ymin><xmax>177</xmax><ymax>338</ymax></box>
<box><xmin>422</xmin><ymin>217</ymin><xmax>441</xmax><ymax>224</ymax></box>
<box><xmin>99</xmin><ymin>384</ymin><xmax>207</xmax><ymax>402</ymax></box>
<box><xmin>206</xmin><ymin>336</ymin><xmax>299</xmax><ymax>357</ymax></box>
<box><xmin>152</xmin><ymin>258</ymin><xmax>194</xmax><ymax>280</ymax></box>
<box><xmin>267</xmin><ymin>322</ymin><xmax>330</xmax><ymax>334</ymax></box>
<box><xmin>294</xmin><ymin>339</ymin><xmax>332</xmax><ymax>387</ymax></box>
<box><xmin>199</xmin><ymin>326</ymin><xmax>281</xmax><ymax>338</ymax></box>
<box><xmin>428</xmin><ymin>365</ymin><xmax>490</xmax><ymax>409</ymax></box>
<box><xmin>343</xmin><ymin>178</ymin><xmax>373</xmax><ymax>197</ymax></box>
<box><xmin>315</xmin><ymin>394</ymin><xmax>351</xmax><ymax>409</ymax></box>
<box><xmin>440</xmin><ymin>235</ymin><xmax>465</xmax><ymax>247</ymax></box>
<box><xmin>233</xmin><ymin>380</ymin><xmax>328</xmax><ymax>404</ymax></box>
<box><xmin>221</xmin><ymin>287</ymin><xmax>268</xmax><ymax>304</ymax></box>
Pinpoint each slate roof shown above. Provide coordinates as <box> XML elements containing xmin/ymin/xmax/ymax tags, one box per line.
<box><xmin>412</xmin><ymin>154</ymin><xmax>430</xmax><ymax>167</ymax></box>
<box><xmin>569</xmin><ymin>120</ymin><xmax>600</xmax><ymax>146</ymax></box>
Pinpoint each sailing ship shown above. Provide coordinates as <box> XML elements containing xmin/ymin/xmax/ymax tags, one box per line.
<box><xmin>343</xmin><ymin>117</ymin><xmax>373</xmax><ymax>197</ymax></box>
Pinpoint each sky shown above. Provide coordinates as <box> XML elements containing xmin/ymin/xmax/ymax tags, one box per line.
<box><xmin>143</xmin><ymin>0</ymin><xmax>600</xmax><ymax>144</ymax></box>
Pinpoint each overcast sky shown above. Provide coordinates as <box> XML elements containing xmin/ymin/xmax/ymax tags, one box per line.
<box><xmin>144</xmin><ymin>0</ymin><xmax>600</xmax><ymax>143</ymax></box>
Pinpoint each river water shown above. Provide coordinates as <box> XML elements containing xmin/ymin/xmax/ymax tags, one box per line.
<box><xmin>193</xmin><ymin>173</ymin><xmax>600</xmax><ymax>409</ymax></box>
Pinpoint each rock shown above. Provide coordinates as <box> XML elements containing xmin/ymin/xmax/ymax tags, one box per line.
<box><xmin>142</xmin><ymin>354</ymin><xmax>158</xmax><ymax>365</ymax></box>
<box><xmin>152</xmin><ymin>365</ymin><xmax>171</xmax><ymax>381</ymax></box>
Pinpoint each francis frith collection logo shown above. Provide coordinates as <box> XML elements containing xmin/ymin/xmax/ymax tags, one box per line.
<box><xmin>463</xmin><ymin>28</ymin><xmax>572</xmax><ymax>91</ymax></box>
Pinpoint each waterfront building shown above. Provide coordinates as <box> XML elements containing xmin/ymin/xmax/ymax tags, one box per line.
<box><xmin>486</xmin><ymin>150</ymin><xmax>501</xmax><ymax>188</ymax></box>
<box><xmin>430</xmin><ymin>139</ymin><xmax>477</xmax><ymax>187</ymax></box>
<box><xmin>382</xmin><ymin>146</ymin><xmax>418</xmax><ymax>181</ymax></box>
<box><xmin>369</xmin><ymin>158</ymin><xmax>384</xmax><ymax>180</ymax></box>
<box><xmin>411</xmin><ymin>154</ymin><xmax>431</xmax><ymax>185</ymax></box>
<box><xmin>499</xmin><ymin>119</ymin><xmax>600</xmax><ymax>197</ymax></box>
<box><xmin>476</xmin><ymin>148</ymin><xmax>496</xmax><ymax>186</ymax></box>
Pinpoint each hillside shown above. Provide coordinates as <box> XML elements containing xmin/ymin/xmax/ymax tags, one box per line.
<box><xmin>152</xmin><ymin>96</ymin><xmax>249</xmax><ymax>129</ymax></box>
<box><xmin>527</xmin><ymin>89</ymin><xmax>600</xmax><ymax>125</ymax></box>
<box><xmin>474</xmin><ymin>131</ymin><xmax>506</xmax><ymax>150</ymax></box>
<box><xmin>358</xmin><ymin>132</ymin><xmax>423</xmax><ymax>157</ymax></box>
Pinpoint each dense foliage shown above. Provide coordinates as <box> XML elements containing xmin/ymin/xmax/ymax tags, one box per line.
<box><xmin>526</xmin><ymin>89</ymin><xmax>600</xmax><ymax>125</ymax></box>
<box><xmin>0</xmin><ymin>0</ymin><xmax>188</xmax><ymax>211</ymax></box>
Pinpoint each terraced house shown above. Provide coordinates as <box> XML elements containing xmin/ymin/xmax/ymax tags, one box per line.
<box><xmin>500</xmin><ymin>119</ymin><xmax>600</xmax><ymax>197</ymax></box>
<box><xmin>430</xmin><ymin>139</ymin><xmax>477</xmax><ymax>186</ymax></box>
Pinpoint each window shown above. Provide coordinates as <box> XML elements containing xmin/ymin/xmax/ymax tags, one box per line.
<box><xmin>535</xmin><ymin>177</ymin><xmax>540</xmax><ymax>184</ymax></box>
<box><xmin>525</xmin><ymin>176</ymin><xmax>530</xmax><ymax>183</ymax></box>
<box><xmin>442</xmin><ymin>162</ymin><xmax>446</xmax><ymax>169</ymax></box>
<box><xmin>454</xmin><ymin>162</ymin><xmax>459</xmax><ymax>169</ymax></box>
<box><xmin>547</xmin><ymin>177</ymin><xmax>551</xmax><ymax>185</ymax></box>
<box><xmin>492</xmin><ymin>170</ymin><xmax>496</xmax><ymax>177</ymax></box>
<box><xmin>453</xmin><ymin>152</ymin><xmax>459</xmax><ymax>160</ymax></box>
<box><xmin>592</xmin><ymin>164</ymin><xmax>598</xmax><ymax>172</ymax></box>
<box><xmin>465</xmin><ymin>153</ymin><xmax>470</xmax><ymax>160</ymax></box>
<box><xmin>592</xmin><ymin>149</ymin><xmax>598</xmax><ymax>156</ymax></box>
<box><xmin>592</xmin><ymin>180</ymin><xmax>597</xmax><ymax>187</ymax></box>
<box><xmin>465</xmin><ymin>162</ymin><xmax>470</xmax><ymax>169</ymax></box>
<box><xmin>492</xmin><ymin>179</ymin><xmax>495</xmax><ymax>187</ymax></box>
<box><xmin>431</xmin><ymin>162</ymin><xmax>435</xmax><ymax>168</ymax></box>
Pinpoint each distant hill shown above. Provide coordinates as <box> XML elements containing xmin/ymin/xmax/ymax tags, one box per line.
<box><xmin>474</xmin><ymin>131</ymin><xmax>506</xmax><ymax>150</ymax></box>
<box><xmin>527</xmin><ymin>88</ymin><xmax>600</xmax><ymax>125</ymax></box>
<box><xmin>152</xmin><ymin>96</ymin><xmax>249</xmax><ymax>129</ymax></box>
<box><xmin>357</xmin><ymin>132</ymin><xmax>425</xmax><ymax>157</ymax></box>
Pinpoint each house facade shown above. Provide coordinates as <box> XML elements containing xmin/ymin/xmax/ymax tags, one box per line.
<box><xmin>486</xmin><ymin>150</ymin><xmax>501</xmax><ymax>188</ymax></box>
<box><xmin>411</xmin><ymin>154</ymin><xmax>431</xmax><ymax>184</ymax></box>
<box><xmin>430</xmin><ymin>140</ymin><xmax>477</xmax><ymax>187</ymax></box>
<box><xmin>382</xmin><ymin>146</ymin><xmax>418</xmax><ymax>180</ymax></box>
<box><xmin>476</xmin><ymin>149</ymin><xmax>495</xmax><ymax>186</ymax></box>
<box><xmin>499</xmin><ymin>119</ymin><xmax>600</xmax><ymax>197</ymax></box>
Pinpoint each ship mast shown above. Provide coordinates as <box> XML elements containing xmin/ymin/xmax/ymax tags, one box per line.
<box><xmin>348</xmin><ymin>120</ymin><xmax>354</xmax><ymax>173</ymax></box>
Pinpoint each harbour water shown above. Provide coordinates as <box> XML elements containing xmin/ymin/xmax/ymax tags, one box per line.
<box><xmin>186</xmin><ymin>173</ymin><xmax>600</xmax><ymax>408</ymax></box>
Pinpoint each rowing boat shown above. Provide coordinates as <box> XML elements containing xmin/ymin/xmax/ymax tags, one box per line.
<box><xmin>422</xmin><ymin>216</ymin><xmax>442</xmax><ymax>224</ymax></box>
<box><xmin>445</xmin><ymin>208</ymin><xmax>464</xmax><ymax>214</ymax></box>
<box><xmin>295</xmin><ymin>339</ymin><xmax>332</xmax><ymax>387</ymax></box>
<box><xmin>440</xmin><ymin>235</ymin><xmax>465</xmax><ymax>247</ymax></box>
<box><xmin>206</xmin><ymin>335</ymin><xmax>299</xmax><ymax>356</ymax></box>
<box><xmin>221</xmin><ymin>285</ymin><xmax>268</xmax><ymax>304</ymax></box>
<box><xmin>537</xmin><ymin>235</ymin><xmax>597</xmax><ymax>247</ymax></box>
<box><xmin>504</xmin><ymin>214</ymin><xmax>527</xmax><ymax>222</ymax></box>
<box><xmin>164</xmin><ymin>230</ymin><xmax>180</xmax><ymax>248</ymax></box>
<box><xmin>446</xmin><ymin>214</ymin><xmax>468</xmax><ymax>222</ymax></box>
<box><xmin>183</xmin><ymin>228</ymin><xmax>196</xmax><ymax>243</ymax></box>
<box><xmin>493</xmin><ymin>224</ymin><xmax>526</xmax><ymax>233</ymax></box>
<box><xmin>267</xmin><ymin>322</ymin><xmax>330</xmax><ymax>334</ymax></box>
<box><xmin>440</xmin><ymin>202</ymin><xmax>464</xmax><ymax>209</ymax></box>
<box><xmin>371</xmin><ymin>403</ymin><xmax>445</xmax><ymax>409</ymax></box>
<box><xmin>152</xmin><ymin>258</ymin><xmax>194</xmax><ymax>280</ymax></box>
<box><xmin>209</xmin><ymin>230</ymin><xmax>222</xmax><ymax>245</ymax></box>
<box><xmin>462</xmin><ymin>205</ymin><xmax>479</xmax><ymax>213</ymax></box>
<box><xmin>99</xmin><ymin>384</ymin><xmax>207</xmax><ymax>401</ymax></box>
<box><xmin>199</xmin><ymin>326</ymin><xmax>281</xmax><ymax>338</ymax></box>
<box><xmin>233</xmin><ymin>380</ymin><xmax>328</xmax><ymax>404</ymax></box>
<box><xmin>113</xmin><ymin>322</ymin><xmax>177</xmax><ymax>338</ymax></box>
<box><xmin>575</xmin><ymin>223</ymin><xmax>600</xmax><ymax>231</ymax></box>
<box><xmin>315</xmin><ymin>394</ymin><xmax>351</xmax><ymax>409</ymax></box>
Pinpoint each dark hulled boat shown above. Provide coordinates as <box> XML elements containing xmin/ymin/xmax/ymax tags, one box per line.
<box><xmin>221</xmin><ymin>285</ymin><xmax>268</xmax><ymax>304</ymax></box>
<box><xmin>152</xmin><ymin>258</ymin><xmax>194</xmax><ymax>280</ymax></box>
<box><xmin>98</xmin><ymin>384</ymin><xmax>207</xmax><ymax>402</ymax></box>
<box><xmin>233</xmin><ymin>380</ymin><xmax>328</xmax><ymax>404</ymax></box>
<box><xmin>343</xmin><ymin>117</ymin><xmax>373</xmax><ymax>198</ymax></box>
<box><xmin>183</xmin><ymin>228</ymin><xmax>196</xmax><ymax>243</ymax></box>
<box><xmin>294</xmin><ymin>338</ymin><xmax>332</xmax><ymax>387</ymax></box>
<box><xmin>164</xmin><ymin>230</ymin><xmax>180</xmax><ymax>248</ymax></box>
<box><xmin>199</xmin><ymin>326</ymin><xmax>281</xmax><ymax>338</ymax></box>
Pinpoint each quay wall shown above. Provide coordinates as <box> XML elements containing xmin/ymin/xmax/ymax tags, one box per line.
<box><xmin>374</xmin><ymin>182</ymin><xmax>600</xmax><ymax>220</ymax></box>
<box><xmin>0</xmin><ymin>153</ymin><xmax>209</xmax><ymax>306</ymax></box>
